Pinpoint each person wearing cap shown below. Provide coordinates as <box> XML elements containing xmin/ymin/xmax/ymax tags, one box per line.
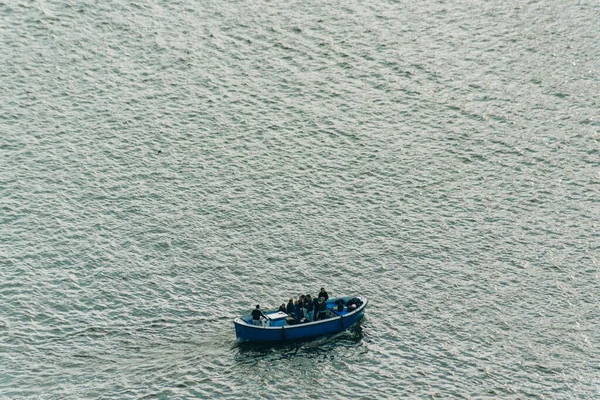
<box><xmin>251</xmin><ymin>304</ymin><xmax>268</xmax><ymax>326</ymax></box>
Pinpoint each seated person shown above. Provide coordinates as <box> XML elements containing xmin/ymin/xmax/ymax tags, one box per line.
<box><xmin>335</xmin><ymin>299</ymin><xmax>345</xmax><ymax>312</ymax></box>
<box><xmin>278</xmin><ymin>303</ymin><xmax>287</xmax><ymax>313</ymax></box>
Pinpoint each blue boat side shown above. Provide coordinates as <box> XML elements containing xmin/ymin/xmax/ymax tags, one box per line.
<box><xmin>233</xmin><ymin>296</ymin><xmax>368</xmax><ymax>342</ymax></box>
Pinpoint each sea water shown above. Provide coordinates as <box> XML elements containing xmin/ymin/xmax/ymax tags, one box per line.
<box><xmin>1</xmin><ymin>0</ymin><xmax>599</xmax><ymax>398</ymax></box>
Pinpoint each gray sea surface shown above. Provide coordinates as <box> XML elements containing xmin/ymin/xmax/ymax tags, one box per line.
<box><xmin>1</xmin><ymin>0</ymin><xmax>599</xmax><ymax>398</ymax></box>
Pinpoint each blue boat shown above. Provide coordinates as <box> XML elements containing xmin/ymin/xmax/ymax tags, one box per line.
<box><xmin>233</xmin><ymin>295</ymin><xmax>368</xmax><ymax>342</ymax></box>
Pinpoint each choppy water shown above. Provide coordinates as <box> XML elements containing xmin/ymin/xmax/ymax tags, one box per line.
<box><xmin>1</xmin><ymin>0</ymin><xmax>599</xmax><ymax>398</ymax></box>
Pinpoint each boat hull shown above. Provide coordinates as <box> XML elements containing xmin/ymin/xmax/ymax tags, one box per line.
<box><xmin>233</xmin><ymin>296</ymin><xmax>367</xmax><ymax>342</ymax></box>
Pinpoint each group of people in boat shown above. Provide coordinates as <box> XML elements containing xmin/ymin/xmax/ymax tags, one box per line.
<box><xmin>251</xmin><ymin>287</ymin><xmax>330</xmax><ymax>326</ymax></box>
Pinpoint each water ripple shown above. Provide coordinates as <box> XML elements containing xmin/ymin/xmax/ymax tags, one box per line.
<box><xmin>1</xmin><ymin>0</ymin><xmax>599</xmax><ymax>398</ymax></box>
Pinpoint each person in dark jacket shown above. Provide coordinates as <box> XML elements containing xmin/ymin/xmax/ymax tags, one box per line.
<box><xmin>293</xmin><ymin>300</ymin><xmax>303</xmax><ymax>323</ymax></box>
<box><xmin>315</xmin><ymin>297</ymin><xmax>327</xmax><ymax>321</ymax></box>
<box><xmin>286</xmin><ymin>299</ymin><xmax>294</xmax><ymax>315</ymax></box>
<box><xmin>251</xmin><ymin>305</ymin><xmax>268</xmax><ymax>326</ymax></box>
<box><xmin>305</xmin><ymin>295</ymin><xmax>314</xmax><ymax>322</ymax></box>
<box><xmin>278</xmin><ymin>303</ymin><xmax>286</xmax><ymax>313</ymax></box>
<box><xmin>318</xmin><ymin>287</ymin><xmax>329</xmax><ymax>301</ymax></box>
<box><xmin>312</xmin><ymin>296</ymin><xmax>320</xmax><ymax>320</ymax></box>
<box><xmin>301</xmin><ymin>295</ymin><xmax>308</xmax><ymax>320</ymax></box>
